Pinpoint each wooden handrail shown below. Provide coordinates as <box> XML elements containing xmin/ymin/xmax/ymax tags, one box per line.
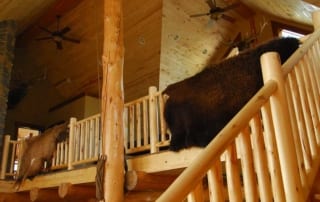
<box><xmin>282</xmin><ymin>28</ymin><xmax>320</xmax><ymax>76</ymax></box>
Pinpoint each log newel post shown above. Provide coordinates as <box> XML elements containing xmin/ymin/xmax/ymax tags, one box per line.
<box><xmin>68</xmin><ymin>117</ymin><xmax>76</xmax><ymax>170</ymax></box>
<box><xmin>101</xmin><ymin>0</ymin><xmax>125</xmax><ymax>201</ymax></box>
<box><xmin>0</xmin><ymin>135</ymin><xmax>10</xmax><ymax>179</ymax></box>
<box><xmin>149</xmin><ymin>86</ymin><xmax>159</xmax><ymax>153</ymax></box>
<box><xmin>260</xmin><ymin>52</ymin><xmax>303</xmax><ymax>202</ymax></box>
<box><xmin>312</xmin><ymin>10</ymin><xmax>320</xmax><ymax>30</ymax></box>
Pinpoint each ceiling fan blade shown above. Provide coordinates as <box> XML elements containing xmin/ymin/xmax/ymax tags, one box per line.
<box><xmin>56</xmin><ymin>41</ymin><xmax>63</xmax><ymax>50</ymax></box>
<box><xmin>39</xmin><ymin>26</ymin><xmax>53</xmax><ymax>34</ymax></box>
<box><xmin>59</xmin><ymin>26</ymin><xmax>71</xmax><ymax>35</ymax></box>
<box><xmin>206</xmin><ymin>0</ymin><xmax>216</xmax><ymax>9</ymax></box>
<box><xmin>221</xmin><ymin>14</ymin><xmax>236</xmax><ymax>23</ymax></box>
<box><xmin>190</xmin><ymin>12</ymin><xmax>211</xmax><ymax>18</ymax></box>
<box><xmin>35</xmin><ymin>36</ymin><xmax>52</xmax><ymax>41</ymax></box>
<box><xmin>62</xmin><ymin>36</ymin><xmax>80</xmax><ymax>43</ymax></box>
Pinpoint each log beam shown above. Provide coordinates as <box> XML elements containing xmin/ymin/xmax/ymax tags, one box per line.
<box><xmin>29</xmin><ymin>188</ymin><xmax>60</xmax><ymax>202</ymax></box>
<box><xmin>0</xmin><ymin>192</ymin><xmax>30</xmax><ymax>202</ymax></box>
<box><xmin>125</xmin><ymin>170</ymin><xmax>177</xmax><ymax>191</ymax></box>
<box><xmin>58</xmin><ymin>183</ymin><xmax>95</xmax><ymax>199</ymax></box>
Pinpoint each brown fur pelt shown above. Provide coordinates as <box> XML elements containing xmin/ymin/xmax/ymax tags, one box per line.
<box><xmin>14</xmin><ymin>123</ymin><xmax>68</xmax><ymax>190</ymax></box>
<box><xmin>163</xmin><ymin>37</ymin><xmax>300</xmax><ymax>151</ymax></box>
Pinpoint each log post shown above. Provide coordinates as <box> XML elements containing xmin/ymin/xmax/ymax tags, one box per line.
<box><xmin>260</xmin><ymin>52</ymin><xmax>303</xmax><ymax>201</ymax></box>
<box><xmin>101</xmin><ymin>0</ymin><xmax>125</xmax><ymax>201</ymax></box>
<box><xmin>207</xmin><ymin>161</ymin><xmax>224</xmax><ymax>202</ymax></box>
<box><xmin>0</xmin><ymin>135</ymin><xmax>10</xmax><ymax>179</ymax></box>
<box><xmin>68</xmin><ymin>117</ymin><xmax>77</xmax><ymax>170</ymax></box>
<box><xmin>187</xmin><ymin>182</ymin><xmax>205</xmax><ymax>202</ymax></box>
<box><xmin>149</xmin><ymin>86</ymin><xmax>159</xmax><ymax>153</ymax></box>
<box><xmin>312</xmin><ymin>10</ymin><xmax>320</xmax><ymax>30</ymax></box>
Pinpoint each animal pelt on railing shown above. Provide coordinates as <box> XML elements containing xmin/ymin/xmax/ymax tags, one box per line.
<box><xmin>14</xmin><ymin>123</ymin><xmax>69</xmax><ymax>190</ymax></box>
<box><xmin>163</xmin><ymin>37</ymin><xmax>300</xmax><ymax>151</ymax></box>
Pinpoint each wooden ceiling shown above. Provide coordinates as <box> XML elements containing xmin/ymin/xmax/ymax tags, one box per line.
<box><xmin>0</xmin><ymin>0</ymin><xmax>319</xmax><ymax>104</ymax></box>
<box><xmin>243</xmin><ymin>0</ymin><xmax>317</xmax><ymax>28</ymax></box>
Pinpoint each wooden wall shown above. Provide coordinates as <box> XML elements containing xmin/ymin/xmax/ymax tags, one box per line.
<box><xmin>15</xmin><ymin>0</ymin><xmax>104</xmax><ymax>99</ymax></box>
<box><xmin>47</xmin><ymin>95</ymin><xmax>100</xmax><ymax>125</ymax></box>
<box><xmin>0</xmin><ymin>0</ymin><xmax>57</xmax><ymax>35</ymax></box>
<box><xmin>4</xmin><ymin>80</ymin><xmax>63</xmax><ymax>135</ymax></box>
<box><xmin>159</xmin><ymin>0</ymin><xmax>274</xmax><ymax>90</ymax></box>
<box><xmin>4</xmin><ymin>0</ymin><xmax>298</xmax><ymax>136</ymax></box>
<box><xmin>5</xmin><ymin>0</ymin><xmax>104</xmax><ymax>135</ymax></box>
<box><xmin>123</xmin><ymin>0</ymin><xmax>162</xmax><ymax>101</ymax></box>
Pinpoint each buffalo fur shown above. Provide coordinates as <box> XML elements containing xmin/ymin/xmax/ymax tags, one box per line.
<box><xmin>163</xmin><ymin>37</ymin><xmax>300</xmax><ymax>151</ymax></box>
<box><xmin>15</xmin><ymin>123</ymin><xmax>68</xmax><ymax>190</ymax></box>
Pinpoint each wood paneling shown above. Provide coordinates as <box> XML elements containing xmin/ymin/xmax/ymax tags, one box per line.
<box><xmin>160</xmin><ymin>0</ymin><xmax>254</xmax><ymax>90</ymax></box>
<box><xmin>0</xmin><ymin>0</ymin><xmax>57</xmax><ymax>34</ymax></box>
<box><xmin>6</xmin><ymin>0</ymin><xmax>318</xmax><ymax>100</ymax></box>
<box><xmin>2</xmin><ymin>0</ymin><xmax>318</xmax><ymax>109</ymax></box>
<box><xmin>241</xmin><ymin>0</ymin><xmax>315</xmax><ymax>30</ymax></box>
<box><xmin>14</xmin><ymin>0</ymin><xmax>104</xmax><ymax>100</ymax></box>
<box><xmin>123</xmin><ymin>0</ymin><xmax>162</xmax><ymax>101</ymax></box>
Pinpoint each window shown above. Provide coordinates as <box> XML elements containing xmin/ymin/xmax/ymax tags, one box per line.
<box><xmin>271</xmin><ymin>21</ymin><xmax>309</xmax><ymax>39</ymax></box>
<box><xmin>280</xmin><ymin>29</ymin><xmax>305</xmax><ymax>39</ymax></box>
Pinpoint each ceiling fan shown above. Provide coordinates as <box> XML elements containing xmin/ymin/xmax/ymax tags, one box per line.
<box><xmin>36</xmin><ymin>15</ymin><xmax>80</xmax><ymax>50</ymax></box>
<box><xmin>190</xmin><ymin>0</ymin><xmax>239</xmax><ymax>23</ymax></box>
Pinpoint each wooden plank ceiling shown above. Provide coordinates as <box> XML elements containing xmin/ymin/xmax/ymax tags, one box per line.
<box><xmin>0</xmin><ymin>0</ymin><xmax>319</xmax><ymax>103</ymax></box>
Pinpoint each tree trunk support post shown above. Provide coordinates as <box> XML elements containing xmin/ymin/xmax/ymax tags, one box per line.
<box><xmin>101</xmin><ymin>0</ymin><xmax>125</xmax><ymax>201</ymax></box>
<box><xmin>312</xmin><ymin>10</ymin><xmax>320</xmax><ymax>30</ymax></box>
<box><xmin>260</xmin><ymin>52</ymin><xmax>303</xmax><ymax>202</ymax></box>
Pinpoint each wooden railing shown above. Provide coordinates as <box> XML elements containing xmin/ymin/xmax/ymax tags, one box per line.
<box><xmin>124</xmin><ymin>86</ymin><xmax>169</xmax><ymax>154</ymax></box>
<box><xmin>66</xmin><ymin>114</ymin><xmax>101</xmax><ymax>170</ymax></box>
<box><xmin>0</xmin><ymin>136</ymin><xmax>22</xmax><ymax>179</ymax></box>
<box><xmin>0</xmin><ymin>85</ymin><xmax>170</xmax><ymax>179</ymax></box>
<box><xmin>157</xmin><ymin>17</ymin><xmax>320</xmax><ymax>202</ymax></box>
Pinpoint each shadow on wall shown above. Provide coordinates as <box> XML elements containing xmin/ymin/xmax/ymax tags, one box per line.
<box><xmin>0</xmin><ymin>20</ymin><xmax>17</xmax><ymax>160</ymax></box>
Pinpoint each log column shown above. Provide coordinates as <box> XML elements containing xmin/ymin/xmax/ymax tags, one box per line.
<box><xmin>261</xmin><ymin>52</ymin><xmax>303</xmax><ymax>202</ymax></box>
<box><xmin>101</xmin><ymin>0</ymin><xmax>125</xmax><ymax>201</ymax></box>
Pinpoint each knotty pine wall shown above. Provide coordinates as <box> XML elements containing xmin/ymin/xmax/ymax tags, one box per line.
<box><xmin>159</xmin><ymin>0</ymin><xmax>274</xmax><ymax>90</ymax></box>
